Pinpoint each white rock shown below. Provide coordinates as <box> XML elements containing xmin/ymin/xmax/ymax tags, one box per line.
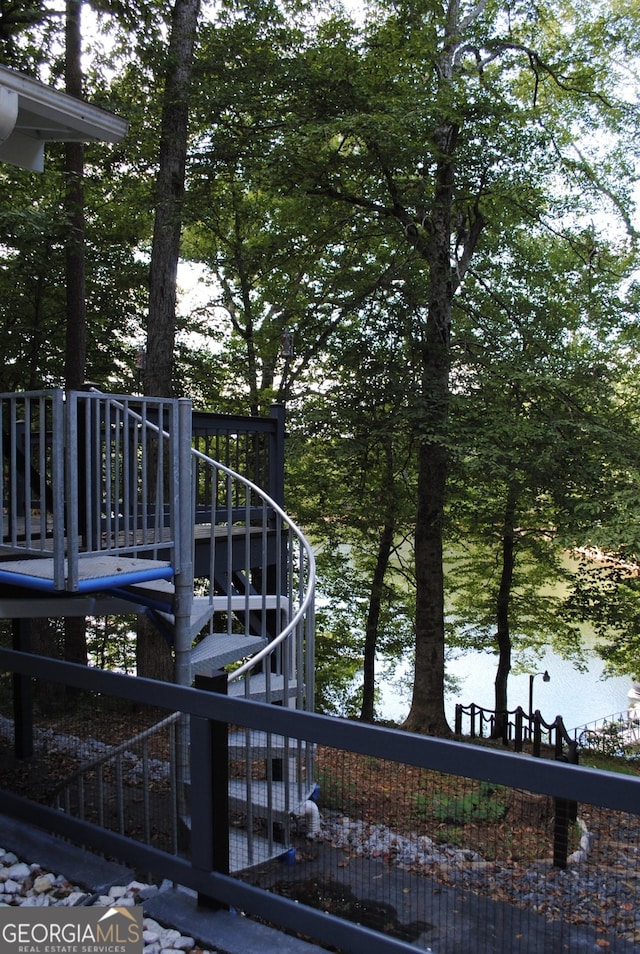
<box><xmin>6</xmin><ymin>863</ymin><xmax>31</xmax><ymax>881</ymax></box>
<box><xmin>108</xmin><ymin>884</ymin><xmax>128</xmax><ymax>898</ymax></box>
<box><xmin>3</xmin><ymin>879</ymin><xmax>21</xmax><ymax>894</ymax></box>
<box><xmin>172</xmin><ymin>936</ymin><xmax>195</xmax><ymax>950</ymax></box>
<box><xmin>22</xmin><ymin>895</ymin><xmax>51</xmax><ymax>907</ymax></box>
<box><xmin>127</xmin><ymin>880</ymin><xmax>149</xmax><ymax>893</ymax></box>
<box><xmin>136</xmin><ymin>884</ymin><xmax>159</xmax><ymax>900</ymax></box>
<box><xmin>33</xmin><ymin>873</ymin><xmax>55</xmax><ymax>894</ymax></box>
<box><xmin>61</xmin><ymin>892</ymin><xmax>89</xmax><ymax>906</ymax></box>
<box><xmin>159</xmin><ymin>929</ymin><xmax>181</xmax><ymax>947</ymax></box>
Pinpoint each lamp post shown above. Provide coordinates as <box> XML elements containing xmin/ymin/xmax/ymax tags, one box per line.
<box><xmin>529</xmin><ymin>670</ymin><xmax>550</xmax><ymax>719</ymax></box>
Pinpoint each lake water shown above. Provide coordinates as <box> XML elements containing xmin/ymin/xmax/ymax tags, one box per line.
<box><xmin>379</xmin><ymin>646</ymin><xmax>633</xmax><ymax>732</ymax></box>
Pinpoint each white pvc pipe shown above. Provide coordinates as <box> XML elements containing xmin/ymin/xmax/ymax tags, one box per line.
<box><xmin>305</xmin><ymin>799</ymin><xmax>320</xmax><ymax>837</ymax></box>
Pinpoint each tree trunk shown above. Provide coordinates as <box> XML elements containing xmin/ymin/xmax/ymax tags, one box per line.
<box><xmin>63</xmin><ymin>0</ymin><xmax>88</xmax><ymax>664</ymax></box>
<box><xmin>405</xmin><ymin>435</ymin><xmax>450</xmax><ymax>735</ymax></box>
<box><xmin>142</xmin><ymin>0</ymin><xmax>200</xmax><ymax>680</ymax></box>
<box><xmin>403</xmin><ymin>113</ymin><xmax>457</xmax><ymax>736</ymax></box>
<box><xmin>361</xmin><ymin>441</ymin><xmax>396</xmax><ymax>722</ymax></box>
<box><xmin>64</xmin><ymin>616</ymin><xmax>88</xmax><ymax>666</ymax></box>
<box><xmin>136</xmin><ymin>614</ymin><xmax>174</xmax><ymax>683</ymax></box>
<box><xmin>64</xmin><ymin>0</ymin><xmax>86</xmax><ymax>390</ymax></box>
<box><xmin>145</xmin><ymin>0</ymin><xmax>201</xmax><ymax>398</ymax></box>
<box><xmin>493</xmin><ymin>486</ymin><xmax>518</xmax><ymax>739</ymax></box>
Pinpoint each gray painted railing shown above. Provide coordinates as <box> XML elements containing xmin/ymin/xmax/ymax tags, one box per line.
<box><xmin>0</xmin><ymin>388</ymin><xmax>316</xmax><ymax>872</ymax></box>
<box><xmin>0</xmin><ymin>388</ymin><xmax>315</xmax><ymax>705</ymax></box>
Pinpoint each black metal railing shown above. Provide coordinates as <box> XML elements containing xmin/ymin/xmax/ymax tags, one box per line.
<box><xmin>455</xmin><ymin>702</ymin><xmax>575</xmax><ymax>758</ymax></box>
<box><xmin>1</xmin><ymin>647</ymin><xmax>639</xmax><ymax>954</ymax></box>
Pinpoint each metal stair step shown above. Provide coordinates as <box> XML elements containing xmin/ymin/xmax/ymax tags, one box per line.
<box><xmin>124</xmin><ymin>579</ymin><xmax>289</xmax><ymax>614</ymax></box>
<box><xmin>178</xmin><ymin>817</ymin><xmax>291</xmax><ymax>873</ymax></box>
<box><xmin>228</xmin><ymin>828</ymin><xmax>291</xmax><ymax>872</ymax></box>
<box><xmin>228</xmin><ymin>729</ymin><xmax>312</xmax><ymax>760</ymax></box>
<box><xmin>228</xmin><ymin>779</ymin><xmax>315</xmax><ymax>821</ymax></box>
<box><xmin>191</xmin><ymin>632</ymin><xmax>267</xmax><ymax>676</ymax></box>
<box><xmin>227</xmin><ymin>673</ymin><xmax>299</xmax><ymax>703</ymax></box>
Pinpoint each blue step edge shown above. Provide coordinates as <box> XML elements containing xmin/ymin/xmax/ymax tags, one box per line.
<box><xmin>0</xmin><ymin>565</ymin><xmax>174</xmax><ymax>595</ymax></box>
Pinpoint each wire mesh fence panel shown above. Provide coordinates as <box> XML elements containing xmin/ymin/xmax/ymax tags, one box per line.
<box><xmin>1</xmin><ymin>646</ymin><xmax>639</xmax><ymax>954</ymax></box>
<box><xmin>238</xmin><ymin>744</ymin><xmax>640</xmax><ymax>953</ymax></box>
<box><xmin>0</xmin><ymin>686</ymin><xmax>183</xmax><ymax>857</ymax></box>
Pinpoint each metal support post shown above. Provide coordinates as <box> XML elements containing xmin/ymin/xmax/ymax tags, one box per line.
<box><xmin>191</xmin><ymin>672</ymin><xmax>229</xmax><ymax>910</ymax></box>
<box><xmin>12</xmin><ymin>618</ymin><xmax>33</xmax><ymax>759</ymax></box>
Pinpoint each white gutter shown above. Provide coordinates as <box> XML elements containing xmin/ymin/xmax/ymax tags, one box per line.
<box><xmin>0</xmin><ymin>64</ymin><xmax>128</xmax><ymax>172</ymax></box>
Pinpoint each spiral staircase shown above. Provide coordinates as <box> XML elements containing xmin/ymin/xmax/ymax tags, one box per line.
<box><xmin>0</xmin><ymin>388</ymin><xmax>316</xmax><ymax>871</ymax></box>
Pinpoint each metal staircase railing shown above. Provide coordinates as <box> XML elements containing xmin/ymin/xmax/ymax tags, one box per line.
<box><xmin>0</xmin><ymin>388</ymin><xmax>317</xmax><ymax>871</ymax></box>
<box><xmin>0</xmin><ymin>387</ymin><xmax>315</xmax><ymax>700</ymax></box>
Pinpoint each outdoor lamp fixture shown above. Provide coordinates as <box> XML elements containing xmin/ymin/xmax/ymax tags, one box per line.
<box><xmin>134</xmin><ymin>347</ymin><xmax>146</xmax><ymax>393</ymax></box>
<box><xmin>529</xmin><ymin>669</ymin><xmax>550</xmax><ymax>719</ymax></box>
<box><xmin>280</xmin><ymin>331</ymin><xmax>294</xmax><ymax>359</ymax></box>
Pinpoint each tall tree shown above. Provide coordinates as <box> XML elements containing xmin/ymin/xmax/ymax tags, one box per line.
<box><xmin>446</xmin><ymin>229</ymin><xmax>640</xmax><ymax>732</ymax></box>
<box><xmin>140</xmin><ymin>0</ymin><xmax>201</xmax><ymax>682</ymax></box>
<box><xmin>272</xmin><ymin>0</ymin><xmax>638</xmax><ymax>733</ymax></box>
<box><xmin>64</xmin><ymin>0</ymin><xmax>86</xmax><ymax>391</ymax></box>
<box><xmin>145</xmin><ymin>0</ymin><xmax>201</xmax><ymax>398</ymax></box>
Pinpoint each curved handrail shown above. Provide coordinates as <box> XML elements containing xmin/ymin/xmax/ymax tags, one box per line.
<box><xmin>190</xmin><ymin>447</ymin><xmax>316</xmax><ymax>701</ymax></box>
<box><xmin>85</xmin><ymin>388</ymin><xmax>316</xmax><ymax>705</ymax></box>
<box><xmin>571</xmin><ymin>708</ymin><xmax>640</xmax><ymax>756</ymax></box>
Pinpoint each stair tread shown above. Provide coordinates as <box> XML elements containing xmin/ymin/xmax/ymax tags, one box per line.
<box><xmin>229</xmin><ymin>779</ymin><xmax>315</xmax><ymax>815</ymax></box>
<box><xmin>0</xmin><ymin>555</ymin><xmax>172</xmax><ymax>595</ymax></box>
<box><xmin>191</xmin><ymin>632</ymin><xmax>267</xmax><ymax>674</ymax></box>
<box><xmin>228</xmin><ymin>729</ymin><xmax>310</xmax><ymax>750</ymax></box>
<box><xmin>229</xmin><ymin>828</ymin><xmax>291</xmax><ymax>872</ymax></box>
<box><xmin>227</xmin><ymin>673</ymin><xmax>299</xmax><ymax>702</ymax></box>
<box><xmin>124</xmin><ymin>580</ymin><xmax>290</xmax><ymax>623</ymax></box>
<box><xmin>126</xmin><ymin>579</ymin><xmax>288</xmax><ymax>607</ymax></box>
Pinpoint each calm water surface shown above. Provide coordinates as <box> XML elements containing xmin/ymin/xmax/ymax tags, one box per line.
<box><xmin>380</xmin><ymin>647</ymin><xmax>633</xmax><ymax>732</ymax></box>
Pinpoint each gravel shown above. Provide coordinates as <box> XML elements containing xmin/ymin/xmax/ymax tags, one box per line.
<box><xmin>0</xmin><ymin>848</ymin><xmax>216</xmax><ymax>954</ymax></box>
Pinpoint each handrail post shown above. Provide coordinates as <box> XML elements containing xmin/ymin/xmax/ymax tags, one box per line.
<box><xmin>514</xmin><ymin>706</ymin><xmax>523</xmax><ymax>753</ymax></box>
<box><xmin>533</xmin><ymin>710</ymin><xmax>542</xmax><ymax>757</ymax></box>
<box><xmin>454</xmin><ymin>704</ymin><xmax>462</xmax><ymax>735</ymax></box>
<box><xmin>554</xmin><ymin>716</ymin><xmax>564</xmax><ymax>759</ymax></box>
<box><xmin>64</xmin><ymin>391</ymin><xmax>80</xmax><ymax>590</ymax></box>
<box><xmin>191</xmin><ymin>672</ymin><xmax>229</xmax><ymax>909</ymax></box>
<box><xmin>269</xmin><ymin>403</ymin><xmax>285</xmax><ymax>508</ymax></box>
<box><xmin>173</xmin><ymin>398</ymin><xmax>194</xmax><ymax>689</ymax></box>
<box><xmin>552</xmin><ymin>753</ymin><xmax>570</xmax><ymax>869</ymax></box>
